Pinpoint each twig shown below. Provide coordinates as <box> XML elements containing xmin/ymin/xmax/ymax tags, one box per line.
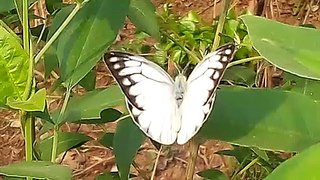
<box><xmin>73</xmin><ymin>156</ymin><xmax>115</xmax><ymax>177</ymax></box>
<box><xmin>186</xmin><ymin>139</ymin><xmax>200</xmax><ymax>180</ymax></box>
<box><xmin>151</xmin><ymin>145</ymin><xmax>163</xmax><ymax>180</ymax></box>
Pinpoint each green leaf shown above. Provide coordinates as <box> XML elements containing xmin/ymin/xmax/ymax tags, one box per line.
<box><xmin>283</xmin><ymin>72</ymin><xmax>320</xmax><ymax>102</ymax></box>
<box><xmin>97</xmin><ymin>172</ymin><xmax>120</xmax><ymax>180</ymax></box>
<box><xmin>57</xmin><ymin>0</ymin><xmax>130</xmax><ymax>88</ymax></box>
<box><xmin>99</xmin><ymin>132</ymin><xmax>114</xmax><ymax>149</ymax></box>
<box><xmin>0</xmin><ymin>0</ymin><xmax>37</xmax><ymax>13</ymax></box>
<box><xmin>6</xmin><ymin>88</ymin><xmax>46</xmax><ymax>111</ymax></box>
<box><xmin>75</xmin><ymin>108</ymin><xmax>122</xmax><ymax>124</ymax></box>
<box><xmin>223</xmin><ymin>66</ymin><xmax>256</xmax><ymax>86</ymax></box>
<box><xmin>217</xmin><ymin>146</ymin><xmax>252</xmax><ymax>163</ymax></box>
<box><xmin>197</xmin><ymin>169</ymin><xmax>228</xmax><ymax>180</ymax></box>
<box><xmin>0</xmin><ymin>161</ymin><xmax>72</xmax><ymax>180</ymax></box>
<box><xmin>78</xmin><ymin>68</ymin><xmax>96</xmax><ymax>91</ymax></box>
<box><xmin>265</xmin><ymin>143</ymin><xmax>320</xmax><ymax>179</ymax></box>
<box><xmin>52</xmin><ymin>85</ymin><xmax>124</xmax><ymax>124</ymax></box>
<box><xmin>113</xmin><ymin>118</ymin><xmax>145</xmax><ymax>179</ymax></box>
<box><xmin>200</xmin><ymin>87</ymin><xmax>320</xmax><ymax>152</ymax></box>
<box><xmin>44</xmin><ymin>5</ymin><xmax>73</xmax><ymax>78</ymax></box>
<box><xmin>252</xmin><ymin>147</ymin><xmax>269</xmax><ymax>162</ymax></box>
<box><xmin>38</xmin><ymin>132</ymin><xmax>92</xmax><ymax>161</ymax></box>
<box><xmin>240</xmin><ymin>15</ymin><xmax>320</xmax><ymax>80</ymax></box>
<box><xmin>0</xmin><ymin>25</ymin><xmax>29</xmax><ymax>106</ymax></box>
<box><xmin>128</xmin><ymin>0</ymin><xmax>160</xmax><ymax>40</ymax></box>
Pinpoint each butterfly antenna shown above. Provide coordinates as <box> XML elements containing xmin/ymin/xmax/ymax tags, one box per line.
<box><xmin>181</xmin><ymin>60</ymin><xmax>192</xmax><ymax>75</ymax></box>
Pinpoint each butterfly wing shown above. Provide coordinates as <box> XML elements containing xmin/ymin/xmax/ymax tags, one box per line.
<box><xmin>104</xmin><ymin>52</ymin><xmax>180</xmax><ymax>145</ymax></box>
<box><xmin>177</xmin><ymin>43</ymin><xmax>237</xmax><ymax>144</ymax></box>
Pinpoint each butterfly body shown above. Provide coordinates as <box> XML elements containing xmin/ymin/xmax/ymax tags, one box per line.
<box><xmin>104</xmin><ymin>43</ymin><xmax>237</xmax><ymax>145</ymax></box>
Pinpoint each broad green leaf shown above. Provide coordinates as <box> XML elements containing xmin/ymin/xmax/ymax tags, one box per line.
<box><xmin>0</xmin><ymin>161</ymin><xmax>72</xmax><ymax>180</ymax></box>
<box><xmin>265</xmin><ymin>143</ymin><xmax>320</xmax><ymax>179</ymax></box>
<box><xmin>283</xmin><ymin>72</ymin><xmax>320</xmax><ymax>102</ymax></box>
<box><xmin>240</xmin><ymin>15</ymin><xmax>320</xmax><ymax>80</ymax></box>
<box><xmin>200</xmin><ymin>87</ymin><xmax>320</xmax><ymax>152</ymax></box>
<box><xmin>38</xmin><ymin>132</ymin><xmax>92</xmax><ymax>161</ymax></box>
<box><xmin>0</xmin><ymin>25</ymin><xmax>29</xmax><ymax>106</ymax></box>
<box><xmin>197</xmin><ymin>169</ymin><xmax>228</xmax><ymax>180</ymax></box>
<box><xmin>113</xmin><ymin>118</ymin><xmax>145</xmax><ymax>179</ymax></box>
<box><xmin>128</xmin><ymin>0</ymin><xmax>160</xmax><ymax>40</ymax></box>
<box><xmin>6</xmin><ymin>88</ymin><xmax>46</xmax><ymax>111</ymax></box>
<box><xmin>52</xmin><ymin>85</ymin><xmax>124</xmax><ymax>124</ymax></box>
<box><xmin>57</xmin><ymin>0</ymin><xmax>130</xmax><ymax>88</ymax></box>
<box><xmin>99</xmin><ymin>132</ymin><xmax>114</xmax><ymax>149</ymax></box>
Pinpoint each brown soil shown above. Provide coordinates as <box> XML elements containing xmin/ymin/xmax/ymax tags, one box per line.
<box><xmin>0</xmin><ymin>0</ymin><xmax>319</xmax><ymax>179</ymax></box>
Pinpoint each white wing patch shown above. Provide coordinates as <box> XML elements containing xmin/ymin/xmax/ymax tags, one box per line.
<box><xmin>104</xmin><ymin>43</ymin><xmax>236</xmax><ymax>145</ymax></box>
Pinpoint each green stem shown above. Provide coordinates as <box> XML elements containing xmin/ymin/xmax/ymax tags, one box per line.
<box><xmin>238</xmin><ymin>157</ymin><xmax>259</xmax><ymax>175</ymax></box>
<box><xmin>51</xmin><ymin>88</ymin><xmax>72</xmax><ymax>162</ymax></box>
<box><xmin>211</xmin><ymin>0</ymin><xmax>233</xmax><ymax>51</ymax></box>
<box><xmin>227</xmin><ymin>56</ymin><xmax>263</xmax><ymax>68</ymax></box>
<box><xmin>24</xmin><ymin>112</ymin><xmax>34</xmax><ymax>162</ymax></box>
<box><xmin>34</xmin><ymin>3</ymin><xmax>81</xmax><ymax>64</ymax></box>
<box><xmin>21</xmin><ymin>0</ymin><xmax>34</xmax><ymax>172</ymax></box>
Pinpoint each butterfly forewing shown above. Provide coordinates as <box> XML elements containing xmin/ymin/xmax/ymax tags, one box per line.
<box><xmin>104</xmin><ymin>52</ymin><xmax>181</xmax><ymax>145</ymax></box>
<box><xmin>177</xmin><ymin>43</ymin><xmax>236</xmax><ymax>144</ymax></box>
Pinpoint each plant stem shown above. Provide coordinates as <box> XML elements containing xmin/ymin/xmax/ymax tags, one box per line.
<box><xmin>23</xmin><ymin>112</ymin><xmax>34</xmax><ymax>161</ymax></box>
<box><xmin>34</xmin><ymin>3</ymin><xmax>81</xmax><ymax>64</ymax></box>
<box><xmin>186</xmin><ymin>139</ymin><xmax>200</xmax><ymax>180</ymax></box>
<box><xmin>238</xmin><ymin>157</ymin><xmax>259</xmax><ymax>175</ymax></box>
<box><xmin>227</xmin><ymin>56</ymin><xmax>263</xmax><ymax>68</ymax></box>
<box><xmin>211</xmin><ymin>0</ymin><xmax>233</xmax><ymax>51</ymax></box>
<box><xmin>51</xmin><ymin>88</ymin><xmax>72</xmax><ymax>162</ymax></box>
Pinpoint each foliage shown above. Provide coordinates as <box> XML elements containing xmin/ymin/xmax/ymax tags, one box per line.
<box><xmin>0</xmin><ymin>0</ymin><xmax>320</xmax><ymax>179</ymax></box>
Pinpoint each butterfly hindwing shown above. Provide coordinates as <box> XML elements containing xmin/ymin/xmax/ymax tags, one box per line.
<box><xmin>104</xmin><ymin>52</ymin><xmax>181</xmax><ymax>145</ymax></box>
<box><xmin>177</xmin><ymin>43</ymin><xmax>236</xmax><ymax>144</ymax></box>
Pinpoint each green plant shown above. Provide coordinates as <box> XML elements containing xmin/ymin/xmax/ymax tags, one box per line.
<box><xmin>1</xmin><ymin>0</ymin><xmax>320</xmax><ymax>180</ymax></box>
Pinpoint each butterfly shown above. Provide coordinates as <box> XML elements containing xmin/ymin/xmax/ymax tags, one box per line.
<box><xmin>104</xmin><ymin>43</ymin><xmax>237</xmax><ymax>145</ymax></box>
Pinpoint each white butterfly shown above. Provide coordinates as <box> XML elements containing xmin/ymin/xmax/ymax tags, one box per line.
<box><xmin>104</xmin><ymin>43</ymin><xmax>237</xmax><ymax>145</ymax></box>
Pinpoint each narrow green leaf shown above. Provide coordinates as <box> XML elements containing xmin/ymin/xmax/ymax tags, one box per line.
<box><xmin>57</xmin><ymin>0</ymin><xmax>130</xmax><ymax>88</ymax></box>
<box><xmin>252</xmin><ymin>147</ymin><xmax>269</xmax><ymax>162</ymax></box>
<box><xmin>0</xmin><ymin>161</ymin><xmax>72</xmax><ymax>180</ymax></box>
<box><xmin>128</xmin><ymin>0</ymin><xmax>160</xmax><ymax>40</ymax></box>
<box><xmin>240</xmin><ymin>15</ymin><xmax>320</xmax><ymax>80</ymax></box>
<box><xmin>197</xmin><ymin>169</ymin><xmax>228</xmax><ymax>180</ymax></box>
<box><xmin>0</xmin><ymin>25</ymin><xmax>29</xmax><ymax>106</ymax></box>
<box><xmin>6</xmin><ymin>88</ymin><xmax>46</xmax><ymax>111</ymax></box>
<box><xmin>52</xmin><ymin>85</ymin><xmax>124</xmax><ymax>124</ymax></box>
<box><xmin>113</xmin><ymin>118</ymin><xmax>145</xmax><ymax>179</ymax></box>
<box><xmin>38</xmin><ymin>132</ymin><xmax>92</xmax><ymax>161</ymax></box>
<box><xmin>265</xmin><ymin>143</ymin><xmax>320</xmax><ymax>179</ymax></box>
<box><xmin>200</xmin><ymin>87</ymin><xmax>320</xmax><ymax>152</ymax></box>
